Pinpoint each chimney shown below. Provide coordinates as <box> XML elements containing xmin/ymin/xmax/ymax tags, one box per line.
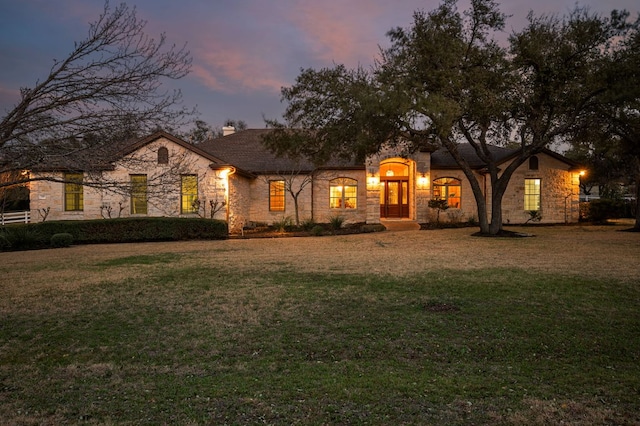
<box><xmin>222</xmin><ymin>126</ymin><xmax>235</xmax><ymax>136</ymax></box>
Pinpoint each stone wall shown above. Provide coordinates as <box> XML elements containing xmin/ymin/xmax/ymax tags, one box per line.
<box><xmin>30</xmin><ymin>137</ymin><xmax>227</xmax><ymax>222</ymax></box>
<box><xmin>501</xmin><ymin>154</ymin><xmax>580</xmax><ymax>224</ymax></box>
<box><xmin>428</xmin><ymin>153</ymin><xmax>580</xmax><ymax>225</ymax></box>
<box><xmin>243</xmin><ymin>170</ymin><xmax>367</xmax><ymax>229</ymax></box>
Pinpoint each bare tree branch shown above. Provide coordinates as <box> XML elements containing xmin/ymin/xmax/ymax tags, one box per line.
<box><xmin>0</xmin><ymin>1</ymin><xmax>193</xmax><ymax>178</ymax></box>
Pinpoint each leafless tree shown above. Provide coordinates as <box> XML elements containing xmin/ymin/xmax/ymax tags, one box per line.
<box><xmin>0</xmin><ymin>1</ymin><xmax>193</xmax><ymax>189</ymax></box>
<box><xmin>259</xmin><ymin>168</ymin><xmax>314</xmax><ymax>226</ymax></box>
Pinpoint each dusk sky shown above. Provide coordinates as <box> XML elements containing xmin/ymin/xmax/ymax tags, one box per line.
<box><xmin>1</xmin><ymin>0</ymin><xmax>638</xmax><ymax>130</ymax></box>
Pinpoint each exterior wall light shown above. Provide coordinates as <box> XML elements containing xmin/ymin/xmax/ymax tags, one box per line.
<box><xmin>418</xmin><ymin>173</ymin><xmax>429</xmax><ymax>189</ymax></box>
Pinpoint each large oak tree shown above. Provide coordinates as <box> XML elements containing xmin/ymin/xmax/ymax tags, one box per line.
<box><xmin>265</xmin><ymin>0</ymin><xmax>634</xmax><ymax>235</ymax></box>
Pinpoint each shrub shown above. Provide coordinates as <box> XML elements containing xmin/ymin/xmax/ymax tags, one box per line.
<box><xmin>525</xmin><ymin>210</ymin><xmax>542</xmax><ymax>224</ymax></box>
<box><xmin>310</xmin><ymin>225</ymin><xmax>325</xmax><ymax>236</ymax></box>
<box><xmin>0</xmin><ymin>218</ymin><xmax>228</xmax><ymax>251</ymax></box>
<box><xmin>428</xmin><ymin>199</ymin><xmax>449</xmax><ymax>224</ymax></box>
<box><xmin>328</xmin><ymin>215</ymin><xmax>345</xmax><ymax>231</ymax></box>
<box><xmin>273</xmin><ymin>216</ymin><xmax>295</xmax><ymax>232</ymax></box>
<box><xmin>4</xmin><ymin>226</ymin><xmax>43</xmax><ymax>250</ymax></box>
<box><xmin>0</xmin><ymin>233</ymin><xmax>11</xmax><ymax>250</ymax></box>
<box><xmin>300</xmin><ymin>217</ymin><xmax>317</xmax><ymax>231</ymax></box>
<box><xmin>583</xmin><ymin>199</ymin><xmax>632</xmax><ymax>224</ymax></box>
<box><xmin>50</xmin><ymin>233</ymin><xmax>74</xmax><ymax>248</ymax></box>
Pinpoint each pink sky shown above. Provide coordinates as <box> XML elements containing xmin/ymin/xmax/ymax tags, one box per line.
<box><xmin>1</xmin><ymin>0</ymin><xmax>638</xmax><ymax>128</ymax></box>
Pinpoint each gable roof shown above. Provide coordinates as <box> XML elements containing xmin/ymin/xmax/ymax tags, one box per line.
<box><xmin>197</xmin><ymin>129</ymin><xmax>362</xmax><ymax>174</ymax></box>
<box><xmin>430</xmin><ymin>144</ymin><xmax>580</xmax><ymax>170</ymax></box>
<box><xmin>430</xmin><ymin>144</ymin><xmax>516</xmax><ymax>169</ymax></box>
<box><xmin>198</xmin><ymin>130</ymin><xmax>580</xmax><ymax>174</ymax></box>
<box><xmin>118</xmin><ymin>130</ymin><xmax>228</xmax><ymax>166</ymax></box>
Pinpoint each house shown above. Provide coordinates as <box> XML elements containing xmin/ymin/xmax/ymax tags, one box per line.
<box><xmin>28</xmin><ymin>129</ymin><xmax>583</xmax><ymax>233</ymax></box>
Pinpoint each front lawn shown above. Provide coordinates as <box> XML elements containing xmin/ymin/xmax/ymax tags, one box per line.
<box><xmin>0</xmin><ymin>225</ymin><xmax>638</xmax><ymax>424</ymax></box>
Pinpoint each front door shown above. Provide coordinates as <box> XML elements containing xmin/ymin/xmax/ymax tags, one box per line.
<box><xmin>380</xmin><ymin>179</ymin><xmax>409</xmax><ymax>218</ymax></box>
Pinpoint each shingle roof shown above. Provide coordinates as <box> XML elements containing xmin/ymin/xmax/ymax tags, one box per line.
<box><xmin>430</xmin><ymin>144</ymin><xmax>517</xmax><ymax>169</ymax></box>
<box><xmin>197</xmin><ymin>129</ymin><xmax>362</xmax><ymax>174</ymax></box>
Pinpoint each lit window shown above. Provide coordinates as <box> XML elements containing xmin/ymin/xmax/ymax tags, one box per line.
<box><xmin>130</xmin><ymin>174</ymin><xmax>148</xmax><ymax>215</ymax></box>
<box><xmin>432</xmin><ymin>177</ymin><xmax>461</xmax><ymax>208</ymax></box>
<box><xmin>269</xmin><ymin>180</ymin><xmax>285</xmax><ymax>211</ymax></box>
<box><xmin>158</xmin><ymin>147</ymin><xmax>169</xmax><ymax>164</ymax></box>
<box><xmin>64</xmin><ymin>173</ymin><xmax>83</xmax><ymax>211</ymax></box>
<box><xmin>330</xmin><ymin>178</ymin><xmax>358</xmax><ymax>209</ymax></box>
<box><xmin>181</xmin><ymin>175</ymin><xmax>198</xmax><ymax>214</ymax></box>
<box><xmin>524</xmin><ymin>178</ymin><xmax>541</xmax><ymax>211</ymax></box>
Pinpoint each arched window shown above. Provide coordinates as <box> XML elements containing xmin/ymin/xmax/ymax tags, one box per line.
<box><xmin>529</xmin><ymin>156</ymin><xmax>539</xmax><ymax>170</ymax></box>
<box><xmin>433</xmin><ymin>177</ymin><xmax>461</xmax><ymax>208</ymax></box>
<box><xmin>157</xmin><ymin>147</ymin><xmax>169</xmax><ymax>164</ymax></box>
<box><xmin>330</xmin><ymin>178</ymin><xmax>357</xmax><ymax>209</ymax></box>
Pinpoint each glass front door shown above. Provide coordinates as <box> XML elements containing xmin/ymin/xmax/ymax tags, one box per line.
<box><xmin>380</xmin><ymin>179</ymin><xmax>409</xmax><ymax>218</ymax></box>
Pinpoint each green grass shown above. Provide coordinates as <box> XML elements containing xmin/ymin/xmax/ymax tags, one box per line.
<box><xmin>1</xmin><ymin>263</ymin><xmax>639</xmax><ymax>424</ymax></box>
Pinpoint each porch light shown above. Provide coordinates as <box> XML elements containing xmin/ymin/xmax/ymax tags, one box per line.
<box><xmin>418</xmin><ymin>173</ymin><xmax>429</xmax><ymax>189</ymax></box>
<box><xmin>579</xmin><ymin>170</ymin><xmax>586</xmax><ymax>177</ymax></box>
<box><xmin>367</xmin><ymin>174</ymin><xmax>379</xmax><ymax>189</ymax></box>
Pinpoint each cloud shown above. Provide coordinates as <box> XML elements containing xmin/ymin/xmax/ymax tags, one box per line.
<box><xmin>285</xmin><ymin>1</ymin><xmax>386</xmax><ymax>67</ymax></box>
<box><xmin>190</xmin><ymin>46</ymin><xmax>289</xmax><ymax>94</ymax></box>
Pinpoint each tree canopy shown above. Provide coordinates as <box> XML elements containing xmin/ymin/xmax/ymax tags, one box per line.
<box><xmin>265</xmin><ymin>0</ymin><xmax>639</xmax><ymax>234</ymax></box>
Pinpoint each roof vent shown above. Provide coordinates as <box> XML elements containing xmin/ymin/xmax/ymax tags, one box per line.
<box><xmin>222</xmin><ymin>126</ymin><xmax>235</xmax><ymax>136</ymax></box>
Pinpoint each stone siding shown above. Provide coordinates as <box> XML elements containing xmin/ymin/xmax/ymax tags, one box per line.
<box><xmin>30</xmin><ymin>137</ymin><xmax>229</xmax><ymax>222</ymax></box>
<box><xmin>242</xmin><ymin>170</ymin><xmax>367</xmax><ymax>230</ymax></box>
<box><xmin>428</xmin><ymin>153</ymin><xmax>580</xmax><ymax>225</ymax></box>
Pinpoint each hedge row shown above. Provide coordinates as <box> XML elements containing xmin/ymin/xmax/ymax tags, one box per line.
<box><xmin>580</xmin><ymin>199</ymin><xmax>635</xmax><ymax>223</ymax></box>
<box><xmin>0</xmin><ymin>217</ymin><xmax>228</xmax><ymax>251</ymax></box>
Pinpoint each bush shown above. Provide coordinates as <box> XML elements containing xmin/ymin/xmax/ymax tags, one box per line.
<box><xmin>0</xmin><ymin>233</ymin><xmax>11</xmax><ymax>250</ymax></box>
<box><xmin>300</xmin><ymin>217</ymin><xmax>317</xmax><ymax>231</ymax></box>
<box><xmin>0</xmin><ymin>217</ymin><xmax>228</xmax><ymax>251</ymax></box>
<box><xmin>328</xmin><ymin>215</ymin><xmax>345</xmax><ymax>231</ymax></box>
<box><xmin>273</xmin><ymin>216</ymin><xmax>295</xmax><ymax>232</ymax></box>
<box><xmin>310</xmin><ymin>225</ymin><xmax>325</xmax><ymax>236</ymax></box>
<box><xmin>3</xmin><ymin>226</ymin><xmax>42</xmax><ymax>250</ymax></box>
<box><xmin>583</xmin><ymin>199</ymin><xmax>633</xmax><ymax>223</ymax></box>
<box><xmin>50</xmin><ymin>233</ymin><xmax>74</xmax><ymax>248</ymax></box>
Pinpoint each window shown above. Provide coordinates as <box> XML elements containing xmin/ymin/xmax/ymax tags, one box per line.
<box><xmin>330</xmin><ymin>178</ymin><xmax>358</xmax><ymax>209</ymax></box>
<box><xmin>269</xmin><ymin>180</ymin><xmax>285</xmax><ymax>211</ymax></box>
<box><xmin>157</xmin><ymin>147</ymin><xmax>169</xmax><ymax>164</ymax></box>
<box><xmin>524</xmin><ymin>178</ymin><xmax>541</xmax><ymax>211</ymax></box>
<box><xmin>64</xmin><ymin>173</ymin><xmax>83</xmax><ymax>211</ymax></box>
<box><xmin>130</xmin><ymin>174</ymin><xmax>148</xmax><ymax>215</ymax></box>
<box><xmin>181</xmin><ymin>175</ymin><xmax>198</xmax><ymax>214</ymax></box>
<box><xmin>432</xmin><ymin>177</ymin><xmax>461</xmax><ymax>208</ymax></box>
<box><xmin>529</xmin><ymin>156</ymin><xmax>539</xmax><ymax>170</ymax></box>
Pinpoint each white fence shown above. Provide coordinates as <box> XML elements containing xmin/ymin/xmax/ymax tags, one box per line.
<box><xmin>1</xmin><ymin>211</ymin><xmax>31</xmax><ymax>225</ymax></box>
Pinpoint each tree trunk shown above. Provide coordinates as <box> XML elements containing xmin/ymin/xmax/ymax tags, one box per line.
<box><xmin>473</xmin><ymin>187</ymin><xmax>490</xmax><ymax>234</ymax></box>
<box><xmin>489</xmin><ymin>189</ymin><xmax>505</xmax><ymax>234</ymax></box>
<box><xmin>634</xmin><ymin>165</ymin><xmax>640</xmax><ymax>231</ymax></box>
<box><xmin>293</xmin><ymin>196</ymin><xmax>300</xmax><ymax>226</ymax></box>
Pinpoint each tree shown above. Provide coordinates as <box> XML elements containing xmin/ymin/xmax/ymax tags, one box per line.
<box><xmin>565</xmin><ymin>124</ymin><xmax>629</xmax><ymax>199</ymax></box>
<box><xmin>0</xmin><ymin>1</ymin><xmax>192</xmax><ymax>189</ymax></box>
<box><xmin>265</xmin><ymin>0</ymin><xmax>630</xmax><ymax>235</ymax></box>
<box><xmin>599</xmin><ymin>15</ymin><xmax>640</xmax><ymax>229</ymax></box>
<box><xmin>264</xmin><ymin>169</ymin><xmax>314</xmax><ymax>227</ymax></box>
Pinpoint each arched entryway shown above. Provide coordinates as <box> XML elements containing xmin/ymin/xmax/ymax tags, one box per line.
<box><xmin>379</xmin><ymin>160</ymin><xmax>411</xmax><ymax>218</ymax></box>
